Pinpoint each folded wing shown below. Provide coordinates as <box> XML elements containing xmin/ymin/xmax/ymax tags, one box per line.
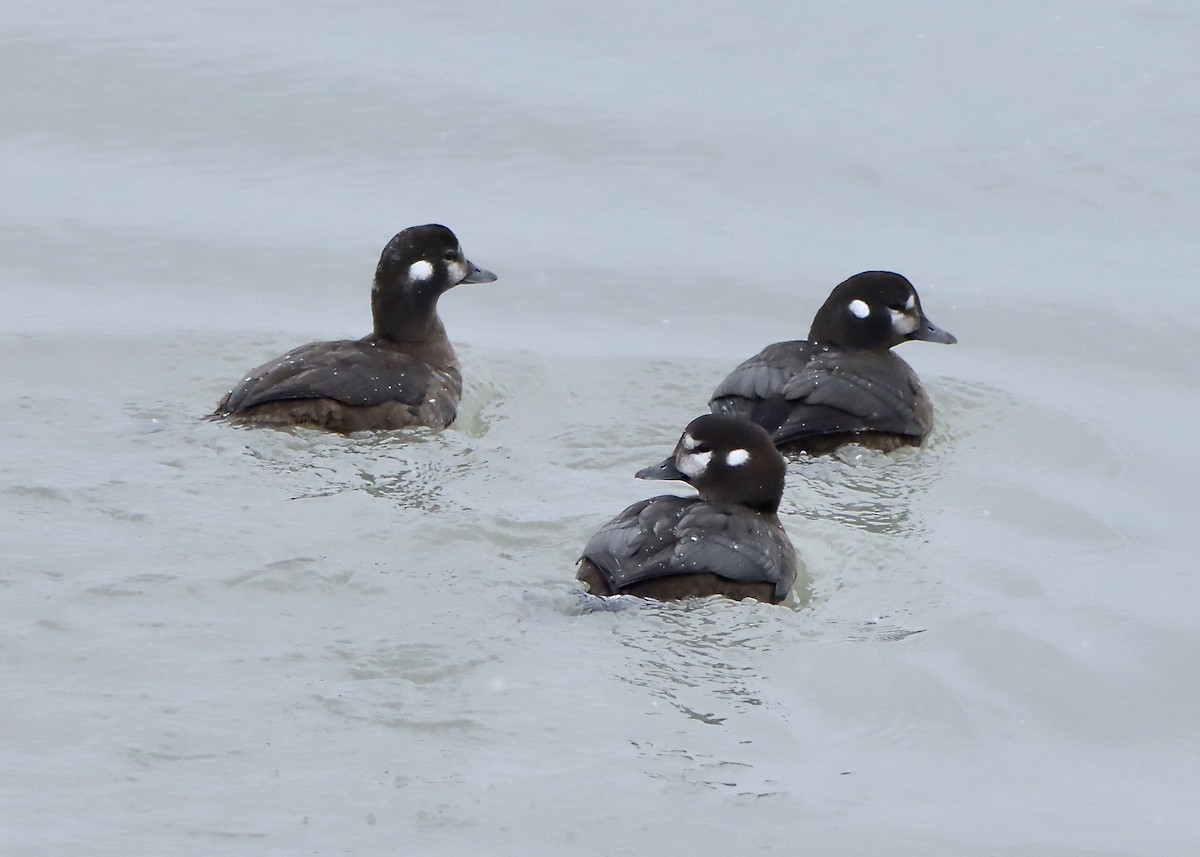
<box><xmin>219</xmin><ymin>340</ymin><xmax>441</xmax><ymax>413</ymax></box>
<box><xmin>710</xmin><ymin>343</ymin><xmax>925</xmax><ymax>445</ymax></box>
<box><xmin>581</xmin><ymin>497</ymin><xmax>796</xmax><ymax>600</ymax></box>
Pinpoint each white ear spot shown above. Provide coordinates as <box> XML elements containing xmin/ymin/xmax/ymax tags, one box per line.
<box><xmin>681</xmin><ymin>432</ymin><xmax>698</xmax><ymax>451</ymax></box>
<box><xmin>904</xmin><ymin>294</ymin><xmax>916</xmax><ymax>311</ymax></box>
<box><xmin>725</xmin><ymin>448</ymin><xmax>750</xmax><ymax>467</ymax></box>
<box><xmin>848</xmin><ymin>299</ymin><xmax>870</xmax><ymax>319</ymax></box>
<box><xmin>408</xmin><ymin>260</ymin><xmax>434</xmax><ymax>281</ymax></box>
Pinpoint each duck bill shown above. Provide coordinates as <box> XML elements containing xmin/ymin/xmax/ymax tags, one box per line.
<box><xmin>911</xmin><ymin>315</ymin><xmax>957</xmax><ymax>345</ymax></box>
<box><xmin>635</xmin><ymin>456</ymin><xmax>688</xmax><ymax>482</ymax></box>
<box><xmin>459</xmin><ymin>260</ymin><xmax>497</xmax><ymax>285</ymax></box>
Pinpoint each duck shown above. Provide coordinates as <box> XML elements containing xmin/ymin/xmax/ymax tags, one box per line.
<box><xmin>709</xmin><ymin>271</ymin><xmax>955</xmax><ymax>454</ymax></box>
<box><xmin>577</xmin><ymin>414</ymin><xmax>797</xmax><ymax>604</ymax></box>
<box><xmin>213</xmin><ymin>224</ymin><xmax>495</xmax><ymax>432</ymax></box>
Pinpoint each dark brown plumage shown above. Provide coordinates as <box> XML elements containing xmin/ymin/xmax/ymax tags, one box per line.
<box><xmin>710</xmin><ymin>271</ymin><xmax>955</xmax><ymax>453</ymax></box>
<box><xmin>213</xmin><ymin>224</ymin><xmax>495</xmax><ymax>432</ymax></box>
<box><xmin>577</xmin><ymin>415</ymin><xmax>798</xmax><ymax>604</ymax></box>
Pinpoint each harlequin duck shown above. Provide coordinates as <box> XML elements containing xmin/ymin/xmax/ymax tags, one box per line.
<box><xmin>577</xmin><ymin>414</ymin><xmax>797</xmax><ymax>604</ymax></box>
<box><xmin>213</xmin><ymin>224</ymin><xmax>496</xmax><ymax>432</ymax></box>
<box><xmin>709</xmin><ymin>271</ymin><xmax>955</xmax><ymax>454</ymax></box>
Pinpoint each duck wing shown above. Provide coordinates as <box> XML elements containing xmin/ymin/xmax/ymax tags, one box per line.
<box><xmin>711</xmin><ymin>342</ymin><xmax>925</xmax><ymax>444</ymax></box>
<box><xmin>581</xmin><ymin>497</ymin><xmax>796</xmax><ymax>599</ymax></box>
<box><xmin>218</xmin><ymin>340</ymin><xmax>445</xmax><ymax>413</ymax></box>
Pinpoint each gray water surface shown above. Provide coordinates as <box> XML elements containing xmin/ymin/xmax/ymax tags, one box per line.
<box><xmin>3</xmin><ymin>2</ymin><xmax>1199</xmax><ymax>855</ymax></box>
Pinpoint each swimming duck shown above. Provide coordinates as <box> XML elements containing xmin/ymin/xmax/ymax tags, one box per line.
<box><xmin>213</xmin><ymin>224</ymin><xmax>495</xmax><ymax>432</ymax></box>
<box><xmin>577</xmin><ymin>414</ymin><xmax>797</xmax><ymax>603</ymax></box>
<box><xmin>709</xmin><ymin>271</ymin><xmax>955</xmax><ymax>453</ymax></box>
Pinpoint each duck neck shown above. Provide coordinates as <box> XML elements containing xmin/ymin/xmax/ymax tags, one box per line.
<box><xmin>702</xmin><ymin>484</ymin><xmax>782</xmax><ymax>515</ymax></box>
<box><xmin>747</xmin><ymin>498</ymin><xmax>782</xmax><ymax>516</ymax></box>
<box><xmin>370</xmin><ymin>286</ymin><xmax>445</xmax><ymax>344</ymax></box>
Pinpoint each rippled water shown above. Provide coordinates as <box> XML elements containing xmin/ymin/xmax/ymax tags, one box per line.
<box><xmin>4</xmin><ymin>2</ymin><xmax>1199</xmax><ymax>855</ymax></box>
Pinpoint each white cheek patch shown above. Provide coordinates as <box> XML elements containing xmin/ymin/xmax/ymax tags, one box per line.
<box><xmin>408</xmin><ymin>260</ymin><xmax>434</xmax><ymax>281</ymax></box>
<box><xmin>681</xmin><ymin>432</ymin><xmax>698</xmax><ymax>451</ymax></box>
<box><xmin>676</xmin><ymin>450</ymin><xmax>712</xmax><ymax>478</ymax></box>
<box><xmin>889</xmin><ymin>308</ymin><xmax>919</xmax><ymax>335</ymax></box>
<box><xmin>848</xmin><ymin>299</ymin><xmax>870</xmax><ymax>319</ymax></box>
<box><xmin>904</xmin><ymin>294</ymin><xmax>916</xmax><ymax>311</ymax></box>
<box><xmin>448</xmin><ymin>259</ymin><xmax>468</xmax><ymax>283</ymax></box>
<box><xmin>725</xmin><ymin>448</ymin><xmax>750</xmax><ymax>467</ymax></box>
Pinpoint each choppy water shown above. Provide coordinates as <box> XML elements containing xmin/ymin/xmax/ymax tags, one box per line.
<box><xmin>3</xmin><ymin>2</ymin><xmax>1199</xmax><ymax>855</ymax></box>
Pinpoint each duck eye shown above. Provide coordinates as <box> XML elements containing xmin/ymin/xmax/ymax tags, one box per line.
<box><xmin>443</xmin><ymin>250</ymin><xmax>458</xmax><ymax>262</ymax></box>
